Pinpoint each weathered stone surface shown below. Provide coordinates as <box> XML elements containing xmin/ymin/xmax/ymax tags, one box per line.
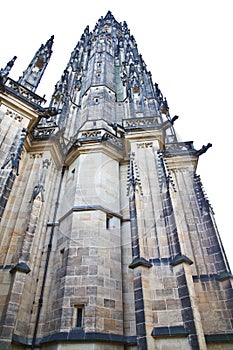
<box><xmin>0</xmin><ymin>10</ymin><xmax>232</xmax><ymax>350</ymax></box>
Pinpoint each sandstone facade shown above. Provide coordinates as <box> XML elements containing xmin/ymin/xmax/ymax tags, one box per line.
<box><xmin>0</xmin><ymin>11</ymin><xmax>232</xmax><ymax>350</ymax></box>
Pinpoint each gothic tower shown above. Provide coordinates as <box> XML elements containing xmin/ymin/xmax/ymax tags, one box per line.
<box><xmin>0</xmin><ymin>11</ymin><xmax>232</xmax><ymax>350</ymax></box>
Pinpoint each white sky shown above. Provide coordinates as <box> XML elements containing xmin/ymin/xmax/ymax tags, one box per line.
<box><xmin>1</xmin><ymin>0</ymin><xmax>233</xmax><ymax>270</ymax></box>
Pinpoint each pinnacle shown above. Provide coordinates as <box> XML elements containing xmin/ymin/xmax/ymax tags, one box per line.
<box><xmin>104</xmin><ymin>10</ymin><xmax>115</xmax><ymax>20</ymax></box>
<box><xmin>95</xmin><ymin>11</ymin><xmax>120</xmax><ymax>32</ymax></box>
<box><xmin>46</xmin><ymin>35</ymin><xmax>54</xmax><ymax>48</ymax></box>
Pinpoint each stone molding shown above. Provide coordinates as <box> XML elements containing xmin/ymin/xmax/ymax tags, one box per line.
<box><xmin>58</xmin><ymin>205</ymin><xmax>122</xmax><ymax>223</ymax></box>
<box><xmin>205</xmin><ymin>333</ymin><xmax>233</xmax><ymax>343</ymax></box>
<box><xmin>170</xmin><ymin>254</ymin><xmax>194</xmax><ymax>267</ymax></box>
<box><xmin>12</xmin><ymin>331</ymin><xmax>137</xmax><ymax>346</ymax></box>
<box><xmin>10</xmin><ymin>262</ymin><xmax>31</xmax><ymax>274</ymax></box>
<box><xmin>151</xmin><ymin>325</ymin><xmax>188</xmax><ymax>338</ymax></box>
<box><xmin>128</xmin><ymin>257</ymin><xmax>152</xmax><ymax>269</ymax></box>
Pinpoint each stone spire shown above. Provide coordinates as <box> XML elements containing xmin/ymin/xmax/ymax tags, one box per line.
<box><xmin>43</xmin><ymin>11</ymin><xmax>176</xmax><ymax>143</ymax></box>
<box><xmin>18</xmin><ymin>35</ymin><xmax>54</xmax><ymax>92</ymax></box>
<box><xmin>0</xmin><ymin>56</ymin><xmax>17</xmax><ymax>80</ymax></box>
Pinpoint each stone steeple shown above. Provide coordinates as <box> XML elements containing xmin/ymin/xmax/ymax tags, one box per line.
<box><xmin>0</xmin><ymin>11</ymin><xmax>232</xmax><ymax>350</ymax></box>
<box><xmin>18</xmin><ymin>35</ymin><xmax>54</xmax><ymax>92</ymax></box>
<box><xmin>39</xmin><ymin>11</ymin><xmax>176</xmax><ymax>144</ymax></box>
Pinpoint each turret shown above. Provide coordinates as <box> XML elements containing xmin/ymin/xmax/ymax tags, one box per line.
<box><xmin>18</xmin><ymin>35</ymin><xmax>54</xmax><ymax>92</ymax></box>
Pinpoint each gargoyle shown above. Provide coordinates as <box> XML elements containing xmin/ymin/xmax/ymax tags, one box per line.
<box><xmin>196</xmin><ymin>143</ymin><xmax>212</xmax><ymax>156</ymax></box>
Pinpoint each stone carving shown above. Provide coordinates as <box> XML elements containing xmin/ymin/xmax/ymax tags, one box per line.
<box><xmin>1</xmin><ymin>128</ymin><xmax>28</xmax><ymax>175</ymax></box>
<box><xmin>36</xmin><ymin>107</ymin><xmax>58</xmax><ymax>118</ymax></box>
<box><xmin>29</xmin><ymin>153</ymin><xmax>43</xmax><ymax>159</ymax></box>
<box><xmin>30</xmin><ymin>159</ymin><xmax>51</xmax><ymax>202</ymax></box>
<box><xmin>5</xmin><ymin>78</ymin><xmax>45</xmax><ymax>105</ymax></box>
<box><xmin>123</xmin><ymin>116</ymin><xmax>160</xmax><ymax>128</ymax></box>
<box><xmin>1</xmin><ymin>153</ymin><xmax>20</xmax><ymax>176</ymax></box>
<box><xmin>33</xmin><ymin>127</ymin><xmax>57</xmax><ymax>138</ymax></box>
<box><xmin>127</xmin><ymin>152</ymin><xmax>143</xmax><ymax>196</ymax></box>
<box><xmin>165</xmin><ymin>141</ymin><xmax>196</xmax><ymax>153</ymax></box>
<box><xmin>136</xmin><ymin>142</ymin><xmax>153</xmax><ymax>149</ymax></box>
<box><xmin>196</xmin><ymin>143</ymin><xmax>212</xmax><ymax>156</ymax></box>
<box><xmin>80</xmin><ymin>130</ymin><xmax>102</xmax><ymax>138</ymax></box>
<box><xmin>5</xmin><ymin>109</ymin><xmax>24</xmax><ymax>122</ymax></box>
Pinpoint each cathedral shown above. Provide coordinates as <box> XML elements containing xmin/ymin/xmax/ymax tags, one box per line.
<box><xmin>0</xmin><ymin>11</ymin><xmax>232</xmax><ymax>350</ymax></box>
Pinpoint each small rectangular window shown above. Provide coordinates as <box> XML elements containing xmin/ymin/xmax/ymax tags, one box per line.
<box><xmin>106</xmin><ymin>216</ymin><xmax>110</xmax><ymax>229</ymax></box>
<box><xmin>106</xmin><ymin>215</ymin><xmax>113</xmax><ymax>229</ymax></box>
<box><xmin>77</xmin><ymin>307</ymin><xmax>83</xmax><ymax>327</ymax></box>
<box><xmin>74</xmin><ymin>305</ymin><xmax>84</xmax><ymax>328</ymax></box>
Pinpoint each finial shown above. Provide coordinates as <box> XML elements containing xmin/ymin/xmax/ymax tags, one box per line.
<box><xmin>0</xmin><ymin>56</ymin><xmax>17</xmax><ymax>78</ymax></box>
<box><xmin>127</xmin><ymin>153</ymin><xmax>143</xmax><ymax>196</ymax></box>
<box><xmin>105</xmin><ymin>10</ymin><xmax>114</xmax><ymax>20</ymax></box>
<box><xmin>163</xmin><ymin>97</ymin><xmax>169</xmax><ymax>110</ymax></box>
<box><xmin>84</xmin><ymin>26</ymin><xmax>89</xmax><ymax>34</ymax></box>
<box><xmin>45</xmin><ymin>35</ymin><xmax>54</xmax><ymax>49</ymax></box>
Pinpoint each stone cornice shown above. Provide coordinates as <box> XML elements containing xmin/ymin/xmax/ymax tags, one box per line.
<box><xmin>57</xmin><ymin>205</ymin><xmax>122</xmax><ymax>224</ymax></box>
<box><xmin>12</xmin><ymin>330</ymin><xmax>137</xmax><ymax>346</ymax></box>
<box><xmin>65</xmin><ymin>138</ymin><xmax>124</xmax><ymax>166</ymax></box>
<box><xmin>25</xmin><ymin>137</ymin><xmax>64</xmax><ymax>168</ymax></box>
<box><xmin>0</xmin><ymin>92</ymin><xmax>39</xmax><ymax>130</ymax></box>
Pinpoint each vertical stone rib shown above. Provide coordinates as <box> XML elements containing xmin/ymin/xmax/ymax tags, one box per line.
<box><xmin>127</xmin><ymin>153</ymin><xmax>152</xmax><ymax>349</ymax></box>
<box><xmin>134</xmin><ymin>272</ymin><xmax>148</xmax><ymax>350</ymax></box>
<box><xmin>157</xmin><ymin>151</ymin><xmax>181</xmax><ymax>258</ymax></box>
<box><xmin>0</xmin><ymin>269</ymin><xmax>29</xmax><ymax>349</ymax></box>
<box><xmin>0</xmin><ymin>128</ymin><xmax>28</xmax><ymax>222</ymax></box>
<box><xmin>127</xmin><ymin>153</ymin><xmax>140</xmax><ymax>261</ymax></box>
<box><xmin>19</xmin><ymin>158</ymin><xmax>50</xmax><ymax>263</ymax></box>
<box><xmin>0</xmin><ymin>169</ymin><xmax>16</xmax><ymax>222</ymax></box>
